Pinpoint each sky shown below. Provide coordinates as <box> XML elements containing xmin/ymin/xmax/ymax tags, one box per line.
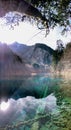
<box><xmin>0</xmin><ymin>20</ymin><xmax>71</xmax><ymax>49</ymax></box>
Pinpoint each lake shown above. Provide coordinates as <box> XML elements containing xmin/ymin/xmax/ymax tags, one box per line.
<box><xmin>0</xmin><ymin>75</ymin><xmax>71</xmax><ymax>130</ymax></box>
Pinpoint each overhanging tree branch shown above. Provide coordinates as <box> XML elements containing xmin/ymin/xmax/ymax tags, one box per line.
<box><xmin>0</xmin><ymin>0</ymin><xmax>70</xmax><ymax>32</ymax></box>
<box><xmin>0</xmin><ymin>0</ymin><xmax>48</xmax><ymax>27</ymax></box>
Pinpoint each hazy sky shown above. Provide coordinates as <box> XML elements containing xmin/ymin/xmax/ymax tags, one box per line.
<box><xmin>0</xmin><ymin>20</ymin><xmax>71</xmax><ymax>49</ymax></box>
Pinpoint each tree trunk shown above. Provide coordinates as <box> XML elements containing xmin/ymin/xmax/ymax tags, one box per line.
<box><xmin>0</xmin><ymin>0</ymin><xmax>44</xmax><ymax>19</ymax></box>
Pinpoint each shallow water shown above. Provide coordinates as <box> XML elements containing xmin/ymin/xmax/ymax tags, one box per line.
<box><xmin>0</xmin><ymin>75</ymin><xmax>71</xmax><ymax>130</ymax></box>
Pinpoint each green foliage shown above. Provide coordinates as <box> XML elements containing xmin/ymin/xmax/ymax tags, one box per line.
<box><xmin>31</xmin><ymin>98</ymin><xmax>71</xmax><ymax>130</ymax></box>
<box><xmin>2</xmin><ymin>0</ymin><xmax>71</xmax><ymax>32</ymax></box>
<box><xmin>53</xmin><ymin>50</ymin><xmax>63</xmax><ymax>65</ymax></box>
<box><xmin>0</xmin><ymin>77</ymin><xmax>71</xmax><ymax>130</ymax></box>
<box><xmin>0</xmin><ymin>93</ymin><xmax>71</xmax><ymax>130</ymax></box>
<box><xmin>53</xmin><ymin>40</ymin><xmax>64</xmax><ymax>69</ymax></box>
<box><xmin>26</xmin><ymin>0</ymin><xmax>71</xmax><ymax>31</ymax></box>
<box><xmin>31</xmin><ymin>121</ymin><xmax>39</xmax><ymax>130</ymax></box>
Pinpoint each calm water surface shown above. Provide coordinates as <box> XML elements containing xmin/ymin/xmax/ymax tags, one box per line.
<box><xmin>0</xmin><ymin>75</ymin><xmax>71</xmax><ymax>130</ymax></box>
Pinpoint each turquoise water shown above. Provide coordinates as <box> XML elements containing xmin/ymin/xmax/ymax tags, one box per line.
<box><xmin>0</xmin><ymin>76</ymin><xmax>71</xmax><ymax>129</ymax></box>
<box><xmin>0</xmin><ymin>76</ymin><xmax>61</xmax><ymax>100</ymax></box>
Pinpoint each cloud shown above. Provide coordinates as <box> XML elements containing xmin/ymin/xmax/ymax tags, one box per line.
<box><xmin>0</xmin><ymin>94</ymin><xmax>57</xmax><ymax>126</ymax></box>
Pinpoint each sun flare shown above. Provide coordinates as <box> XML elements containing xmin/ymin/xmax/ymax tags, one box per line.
<box><xmin>0</xmin><ymin>101</ymin><xmax>10</xmax><ymax>111</ymax></box>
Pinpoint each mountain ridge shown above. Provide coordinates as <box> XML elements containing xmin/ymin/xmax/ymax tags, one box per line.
<box><xmin>9</xmin><ymin>42</ymin><xmax>54</xmax><ymax>65</ymax></box>
<box><xmin>0</xmin><ymin>42</ymin><xmax>54</xmax><ymax>78</ymax></box>
<box><xmin>0</xmin><ymin>43</ymin><xmax>33</xmax><ymax>78</ymax></box>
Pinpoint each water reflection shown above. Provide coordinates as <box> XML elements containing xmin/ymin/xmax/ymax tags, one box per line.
<box><xmin>0</xmin><ymin>94</ymin><xmax>57</xmax><ymax>126</ymax></box>
<box><xmin>0</xmin><ymin>101</ymin><xmax>10</xmax><ymax>111</ymax></box>
<box><xmin>0</xmin><ymin>76</ymin><xmax>61</xmax><ymax>101</ymax></box>
<box><xmin>0</xmin><ymin>76</ymin><xmax>71</xmax><ymax>129</ymax></box>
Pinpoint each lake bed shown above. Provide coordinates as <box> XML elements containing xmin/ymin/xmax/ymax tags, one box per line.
<box><xmin>0</xmin><ymin>75</ymin><xmax>71</xmax><ymax>130</ymax></box>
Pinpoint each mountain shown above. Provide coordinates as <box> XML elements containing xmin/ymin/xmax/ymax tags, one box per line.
<box><xmin>0</xmin><ymin>43</ymin><xmax>34</xmax><ymax>78</ymax></box>
<box><xmin>9</xmin><ymin>42</ymin><xmax>54</xmax><ymax>66</ymax></box>
<box><xmin>31</xmin><ymin>43</ymin><xmax>53</xmax><ymax>65</ymax></box>
<box><xmin>0</xmin><ymin>42</ymin><xmax>54</xmax><ymax>78</ymax></box>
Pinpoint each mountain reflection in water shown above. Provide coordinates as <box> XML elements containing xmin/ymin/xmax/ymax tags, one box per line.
<box><xmin>0</xmin><ymin>76</ymin><xmax>71</xmax><ymax>129</ymax></box>
<box><xmin>0</xmin><ymin>76</ymin><xmax>61</xmax><ymax>101</ymax></box>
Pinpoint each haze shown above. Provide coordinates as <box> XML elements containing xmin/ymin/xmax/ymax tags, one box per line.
<box><xmin>0</xmin><ymin>19</ymin><xmax>71</xmax><ymax>49</ymax></box>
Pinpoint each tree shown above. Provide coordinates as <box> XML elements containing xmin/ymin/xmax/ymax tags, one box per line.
<box><xmin>0</xmin><ymin>0</ymin><xmax>48</xmax><ymax>28</ymax></box>
<box><xmin>56</xmin><ymin>40</ymin><xmax>64</xmax><ymax>53</ymax></box>
<box><xmin>53</xmin><ymin>40</ymin><xmax>64</xmax><ymax>68</ymax></box>
<box><xmin>0</xmin><ymin>0</ymin><xmax>71</xmax><ymax>31</ymax></box>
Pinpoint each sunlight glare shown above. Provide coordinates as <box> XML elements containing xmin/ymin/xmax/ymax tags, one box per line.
<box><xmin>0</xmin><ymin>101</ymin><xmax>10</xmax><ymax>111</ymax></box>
<box><xmin>0</xmin><ymin>18</ymin><xmax>71</xmax><ymax>49</ymax></box>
